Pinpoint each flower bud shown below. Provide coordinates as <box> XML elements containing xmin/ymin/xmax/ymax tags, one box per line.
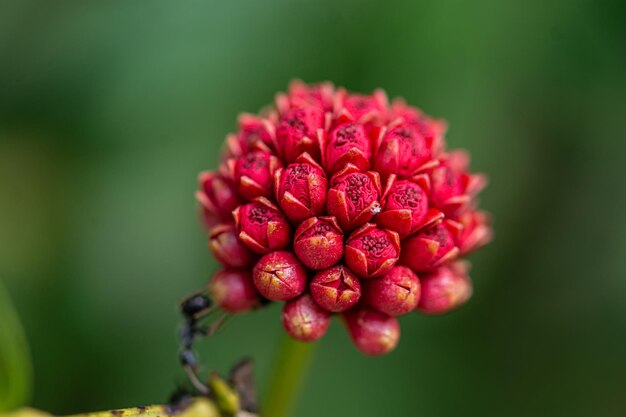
<box><xmin>294</xmin><ymin>216</ymin><xmax>344</xmax><ymax>270</ymax></box>
<box><xmin>417</xmin><ymin>261</ymin><xmax>472</xmax><ymax>314</ymax></box>
<box><xmin>428</xmin><ymin>150</ymin><xmax>487</xmax><ymax>216</ymax></box>
<box><xmin>275</xmin><ymin>107</ymin><xmax>324</xmax><ymax>162</ymax></box>
<box><xmin>390</xmin><ymin>99</ymin><xmax>424</xmax><ymax>125</ymax></box>
<box><xmin>222</xmin><ymin>114</ymin><xmax>275</xmax><ymax>160</ymax></box>
<box><xmin>344</xmin><ymin>306</ymin><xmax>400</xmax><ymax>356</ymax></box>
<box><xmin>209</xmin><ymin>269</ymin><xmax>260</xmax><ymax>313</ymax></box>
<box><xmin>233</xmin><ymin>198</ymin><xmax>291</xmax><ymax>254</ymax></box>
<box><xmin>334</xmin><ymin>89</ymin><xmax>388</xmax><ymax>123</ymax></box>
<box><xmin>310</xmin><ymin>265</ymin><xmax>361</xmax><ymax>312</ymax></box>
<box><xmin>454</xmin><ymin>210</ymin><xmax>493</xmax><ymax>255</ymax></box>
<box><xmin>377</xmin><ymin>177</ymin><xmax>443</xmax><ymax>238</ymax></box>
<box><xmin>208</xmin><ymin>224</ymin><xmax>255</xmax><ymax>268</ymax></box>
<box><xmin>345</xmin><ymin>223</ymin><xmax>401</xmax><ymax>279</ymax></box>
<box><xmin>324</xmin><ymin>122</ymin><xmax>372</xmax><ymax>173</ymax></box>
<box><xmin>282</xmin><ymin>293</ymin><xmax>331</xmax><ymax>342</ymax></box>
<box><xmin>199</xmin><ymin>206</ymin><xmax>220</xmax><ymax>230</ymax></box>
<box><xmin>229</xmin><ymin>151</ymin><xmax>282</xmax><ymax>200</ymax></box>
<box><xmin>400</xmin><ymin>222</ymin><xmax>459</xmax><ymax>272</ymax></box>
<box><xmin>390</xmin><ymin>100</ymin><xmax>447</xmax><ymax>152</ymax></box>
<box><xmin>276</xmin><ymin>80</ymin><xmax>335</xmax><ymax>113</ymax></box>
<box><xmin>327</xmin><ymin>165</ymin><xmax>382</xmax><ymax>231</ymax></box>
<box><xmin>196</xmin><ymin>171</ymin><xmax>241</xmax><ymax>224</ymax></box>
<box><xmin>252</xmin><ymin>251</ymin><xmax>307</xmax><ymax>301</ymax></box>
<box><xmin>362</xmin><ymin>266</ymin><xmax>420</xmax><ymax>316</ymax></box>
<box><xmin>374</xmin><ymin>124</ymin><xmax>435</xmax><ymax>179</ymax></box>
<box><xmin>429</xmin><ymin>165</ymin><xmax>464</xmax><ymax>213</ymax></box>
<box><xmin>274</xmin><ymin>153</ymin><xmax>328</xmax><ymax>223</ymax></box>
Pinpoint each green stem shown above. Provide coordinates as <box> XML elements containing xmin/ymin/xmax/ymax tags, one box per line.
<box><xmin>0</xmin><ymin>280</ymin><xmax>33</xmax><ymax>411</ymax></box>
<box><xmin>263</xmin><ymin>335</ymin><xmax>317</xmax><ymax>417</ymax></box>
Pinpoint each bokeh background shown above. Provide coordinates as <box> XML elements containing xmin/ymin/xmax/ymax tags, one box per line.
<box><xmin>1</xmin><ymin>1</ymin><xmax>625</xmax><ymax>416</ymax></box>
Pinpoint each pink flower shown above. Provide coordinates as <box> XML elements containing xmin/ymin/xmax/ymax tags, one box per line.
<box><xmin>417</xmin><ymin>261</ymin><xmax>472</xmax><ymax>314</ymax></box>
<box><xmin>310</xmin><ymin>265</ymin><xmax>361</xmax><ymax>312</ymax></box>
<box><xmin>274</xmin><ymin>153</ymin><xmax>328</xmax><ymax>223</ymax></box>
<box><xmin>195</xmin><ymin>81</ymin><xmax>492</xmax><ymax>354</ymax></box>
<box><xmin>345</xmin><ymin>223</ymin><xmax>401</xmax><ymax>278</ymax></box>
<box><xmin>327</xmin><ymin>164</ymin><xmax>382</xmax><ymax>231</ymax></box>
<box><xmin>293</xmin><ymin>216</ymin><xmax>344</xmax><ymax>270</ymax></box>
<box><xmin>233</xmin><ymin>198</ymin><xmax>291</xmax><ymax>254</ymax></box>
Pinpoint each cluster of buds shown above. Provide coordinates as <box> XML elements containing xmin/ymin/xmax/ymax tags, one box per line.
<box><xmin>197</xmin><ymin>81</ymin><xmax>492</xmax><ymax>356</ymax></box>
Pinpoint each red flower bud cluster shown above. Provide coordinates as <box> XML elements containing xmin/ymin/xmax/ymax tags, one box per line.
<box><xmin>197</xmin><ymin>81</ymin><xmax>492</xmax><ymax>355</ymax></box>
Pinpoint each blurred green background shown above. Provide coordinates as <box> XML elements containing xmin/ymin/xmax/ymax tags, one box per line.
<box><xmin>1</xmin><ymin>0</ymin><xmax>625</xmax><ymax>416</ymax></box>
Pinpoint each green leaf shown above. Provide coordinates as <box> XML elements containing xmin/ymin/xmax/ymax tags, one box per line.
<box><xmin>0</xmin><ymin>280</ymin><xmax>32</xmax><ymax>411</ymax></box>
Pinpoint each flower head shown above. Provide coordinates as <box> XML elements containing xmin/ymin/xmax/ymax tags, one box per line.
<box><xmin>198</xmin><ymin>81</ymin><xmax>492</xmax><ymax>355</ymax></box>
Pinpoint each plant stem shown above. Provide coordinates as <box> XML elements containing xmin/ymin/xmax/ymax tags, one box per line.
<box><xmin>263</xmin><ymin>335</ymin><xmax>317</xmax><ymax>417</ymax></box>
<box><xmin>0</xmin><ymin>280</ymin><xmax>32</xmax><ymax>411</ymax></box>
<box><xmin>2</xmin><ymin>398</ymin><xmax>220</xmax><ymax>417</ymax></box>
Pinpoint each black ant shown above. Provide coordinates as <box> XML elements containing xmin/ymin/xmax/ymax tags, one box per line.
<box><xmin>178</xmin><ymin>290</ymin><xmax>230</xmax><ymax>395</ymax></box>
<box><xmin>176</xmin><ymin>289</ymin><xmax>266</xmax><ymax>414</ymax></box>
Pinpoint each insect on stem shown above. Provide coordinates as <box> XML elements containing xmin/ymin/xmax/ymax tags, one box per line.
<box><xmin>178</xmin><ymin>289</ymin><xmax>232</xmax><ymax>396</ymax></box>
